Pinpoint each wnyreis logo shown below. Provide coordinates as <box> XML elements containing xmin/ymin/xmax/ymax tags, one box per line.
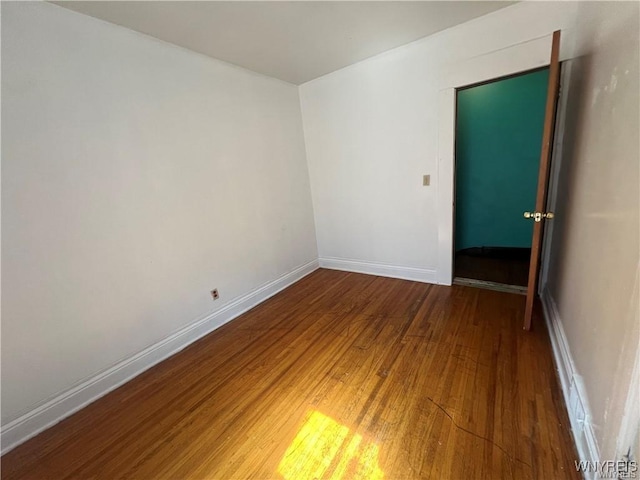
<box><xmin>575</xmin><ymin>460</ymin><xmax>638</xmax><ymax>479</ymax></box>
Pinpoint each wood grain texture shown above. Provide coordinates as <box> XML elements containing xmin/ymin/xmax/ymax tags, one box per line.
<box><xmin>525</xmin><ymin>30</ymin><xmax>562</xmax><ymax>330</ymax></box>
<box><xmin>2</xmin><ymin>269</ymin><xmax>579</xmax><ymax>479</ymax></box>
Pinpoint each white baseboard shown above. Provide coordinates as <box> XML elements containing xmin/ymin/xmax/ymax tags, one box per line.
<box><xmin>318</xmin><ymin>256</ymin><xmax>437</xmax><ymax>284</ymax></box>
<box><xmin>0</xmin><ymin>259</ymin><xmax>319</xmax><ymax>455</ymax></box>
<box><xmin>541</xmin><ymin>286</ymin><xmax>600</xmax><ymax>478</ymax></box>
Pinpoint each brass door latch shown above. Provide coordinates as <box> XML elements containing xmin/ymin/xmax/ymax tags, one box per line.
<box><xmin>523</xmin><ymin>211</ymin><xmax>555</xmax><ymax>222</ymax></box>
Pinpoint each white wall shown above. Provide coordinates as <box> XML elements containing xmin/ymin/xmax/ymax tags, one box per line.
<box><xmin>299</xmin><ymin>0</ymin><xmax>639</xmax><ymax>466</ymax></box>
<box><xmin>3</xmin><ymin>0</ymin><xmax>637</xmax><ymax>467</ymax></box>
<box><xmin>299</xmin><ymin>1</ymin><xmax>578</xmax><ymax>281</ymax></box>
<box><xmin>544</xmin><ymin>0</ymin><xmax>639</xmax><ymax>465</ymax></box>
<box><xmin>1</xmin><ymin>0</ymin><xmax>317</xmax><ymax>431</ymax></box>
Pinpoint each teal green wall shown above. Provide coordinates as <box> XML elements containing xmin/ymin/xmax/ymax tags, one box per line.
<box><xmin>455</xmin><ymin>68</ymin><xmax>549</xmax><ymax>251</ymax></box>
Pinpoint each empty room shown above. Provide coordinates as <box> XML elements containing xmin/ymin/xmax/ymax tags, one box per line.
<box><xmin>1</xmin><ymin>1</ymin><xmax>638</xmax><ymax>479</ymax></box>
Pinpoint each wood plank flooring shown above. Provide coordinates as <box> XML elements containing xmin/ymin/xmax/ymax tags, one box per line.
<box><xmin>2</xmin><ymin>269</ymin><xmax>579</xmax><ymax>479</ymax></box>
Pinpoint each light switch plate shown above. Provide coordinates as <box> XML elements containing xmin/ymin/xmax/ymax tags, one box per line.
<box><xmin>423</xmin><ymin>175</ymin><xmax>430</xmax><ymax>186</ymax></box>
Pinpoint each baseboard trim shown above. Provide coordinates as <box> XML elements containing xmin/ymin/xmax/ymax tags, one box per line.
<box><xmin>541</xmin><ymin>286</ymin><xmax>600</xmax><ymax>477</ymax></box>
<box><xmin>319</xmin><ymin>257</ymin><xmax>437</xmax><ymax>284</ymax></box>
<box><xmin>0</xmin><ymin>259</ymin><xmax>320</xmax><ymax>455</ymax></box>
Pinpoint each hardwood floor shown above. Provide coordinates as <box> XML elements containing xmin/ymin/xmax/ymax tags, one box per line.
<box><xmin>2</xmin><ymin>269</ymin><xmax>579</xmax><ymax>479</ymax></box>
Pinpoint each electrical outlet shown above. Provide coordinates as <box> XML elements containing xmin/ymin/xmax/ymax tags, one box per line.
<box><xmin>211</xmin><ymin>289</ymin><xmax>219</xmax><ymax>300</ymax></box>
<box><xmin>423</xmin><ymin>174</ymin><xmax>431</xmax><ymax>186</ymax></box>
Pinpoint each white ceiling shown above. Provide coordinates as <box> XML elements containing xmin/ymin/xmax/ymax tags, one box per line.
<box><xmin>52</xmin><ymin>1</ymin><xmax>514</xmax><ymax>85</ymax></box>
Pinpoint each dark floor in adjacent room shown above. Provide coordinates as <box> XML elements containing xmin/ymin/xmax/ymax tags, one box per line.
<box><xmin>455</xmin><ymin>247</ymin><xmax>531</xmax><ymax>287</ymax></box>
<box><xmin>2</xmin><ymin>269</ymin><xmax>579</xmax><ymax>480</ymax></box>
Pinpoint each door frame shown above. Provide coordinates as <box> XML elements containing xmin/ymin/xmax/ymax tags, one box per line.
<box><xmin>538</xmin><ymin>60</ymin><xmax>573</xmax><ymax>291</ymax></box>
<box><xmin>436</xmin><ymin>33</ymin><xmax>564</xmax><ymax>286</ymax></box>
<box><xmin>450</xmin><ymin>66</ymin><xmax>551</xmax><ymax>291</ymax></box>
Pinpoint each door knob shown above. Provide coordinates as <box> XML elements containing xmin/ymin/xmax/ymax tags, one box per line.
<box><xmin>524</xmin><ymin>211</ymin><xmax>554</xmax><ymax>222</ymax></box>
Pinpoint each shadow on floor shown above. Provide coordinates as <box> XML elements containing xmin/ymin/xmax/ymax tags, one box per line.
<box><xmin>454</xmin><ymin>247</ymin><xmax>530</xmax><ymax>287</ymax></box>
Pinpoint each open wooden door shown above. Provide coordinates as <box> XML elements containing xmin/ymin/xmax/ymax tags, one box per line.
<box><xmin>523</xmin><ymin>30</ymin><xmax>561</xmax><ymax>330</ymax></box>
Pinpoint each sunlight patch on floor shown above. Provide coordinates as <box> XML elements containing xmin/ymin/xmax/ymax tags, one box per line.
<box><xmin>277</xmin><ymin>411</ymin><xmax>384</xmax><ymax>480</ymax></box>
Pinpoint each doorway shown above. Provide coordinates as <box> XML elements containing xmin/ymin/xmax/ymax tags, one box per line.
<box><xmin>453</xmin><ymin>68</ymin><xmax>549</xmax><ymax>293</ymax></box>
